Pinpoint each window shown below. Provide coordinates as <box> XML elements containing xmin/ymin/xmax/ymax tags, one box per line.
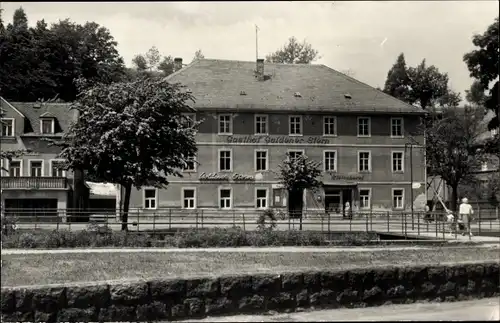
<box><xmin>491</xmin><ymin>128</ymin><xmax>498</xmax><ymax>137</ymax></box>
<box><xmin>323</xmin><ymin>117</ymin><xmax>337</xmax><ymax>136</ymax></box>
<box><xmin>182</xmin><ymin>188</ymin><xmax>196</xmax><ymax>209</ymax></box>
<box><xmin>1</xmin><ymin>118</ymin><xmax>14</xmax><ymax>137</ymax></box>
<box><xmin>8</xmin><ymin>160</ymin><xmax>21</xmax><ymax>177</ymax></box>
<box><xmin>481</xmin><ymin>161</ymin><xmax>488</xmax><ymax>172</ymax></box>
<box><xmin>183</xmin><ymin>154</ymin><xmax>196</xmax><ymax>172</ymax></box>
<box><xmin>218</xmin><ymin>114</ymin><xmax>232</xmax><ymax>134</ymax></box>
<box><xmin>358</xmin><ymin>151</ymin><xmax>371</xmax><ymax>172</ymax></box>
<box><xmin>392</xmin><ymin>151</ymin><xmax>404</xmax><ymax>172</ymax></box>
<box><xmin>256</xmin><ymin>188</ymin><xmax>268</xmax><ymax>209</ymax></box>
<box><xmin>392</xmin><ymin>189</ymin><xmax>404</xmax><ymax>209</ymax></box>
<box><xmin>219</xmin><ymin>149</ymin><xmax>232</xmax><ymax>171</ymax></box>
<box><xmin>288</xmin><ymin>150</ymin><xmax>304</xmax><ymax>161</ymax></box>
<box><xmin>50</xmin><ymin>160</ymin><xmax>66</xmax><ymax>177</ymax></box>
<box><xmin>29</xmin><ymin>160</ymin><xmax>43</xmax><ymax>177</ymax></box>
<box><xmin>182</xmin><ymin>113</ymin><xmax>195</xmax><ymax>128</ymax></box>
<box><xmin>255</xmin><ymin>150</ymin><xmax>268</xmax><ymax>171</ymax></box>
<box><xmin>219</xmin><ymin>188</ymin><xmax>232</xmax><ymax>209</ymax></box>
<box><xmin>359</xmin><ymin>189</ymin><xmax>371</xmax><ymax>209</ymax></box>
<box><xmin>289</xmin><ymin>116</ymin><xmax>302</xmax><ymax>135</ymax></box>
<box><xmin>323</xmin><ymin>150</ymin><xmax>337</xmax><ymax>171</ymax></box>
<box><xmin>41</xmin><ymin>119</ymin><xmax>54</xmax><ymax>134</ymax></box>
<box><xmin>144</xmin><ymin>189</ymin><xmax>157</xmax><ymax>209</ymax></box>
<box><xmin>357</xmin><ymin>117</ymin><xmax>370</xmax><ymax>137</ymax></box>
<box><xmin>255</xmin><ymin>115</ymin><xmax>268</xmax><ymax>135</ymax></box>
<box><xmin>391</xmin><ymin>118</ymin><xmax>403</xmax><ymax>137</ymax></box>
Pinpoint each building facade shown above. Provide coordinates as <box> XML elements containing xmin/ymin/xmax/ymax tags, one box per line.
<box><xmin>127</xmin><ymin>58</ymin><xmax>427</xmax><ymax>214</ymax></box>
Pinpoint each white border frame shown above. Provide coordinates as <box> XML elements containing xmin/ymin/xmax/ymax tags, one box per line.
<box><xmin>183</xmin><ymin>154</ymin><xmax>197</xmax><ymax>173</ymax></box>
<box><xmin>288</xmin><ymin>115</ymin><xmax>303</xmax><ymax>136</ymax></box>
<box><xmin>357</xmin><ymin>150</ymin><xmax>372</xmax><ymax>173</ymax></box>
<box><xmin>255</xmin><ymin>187</ymin><xmax>269</xmax><ymax>209</ymax></box>
<box><xmin>218</xmin><ymin>113</ymin><xmax>233</xmax><ymax>135</ymax></box>
<box><xmin>181</xmin><ymin>187</ymin><xmax>197</xmax><ymax>209</ymax></box>
<box><xmin>1</xmin><ymin>118</ymin><xmax>15</xmax><ymax>137</ymax></box>
<box><xmin>28</xmin><ymin>159</ymin><xmax>45</xmax><ymax>177</ymax></box>
<box><xmin>49</xmin><ymin>159</ymin><xmax>67</xmax><ymax>177</ymax></box>
<box><xmin>392</xmin><ymin>187</ymin><xmax>405</xmax><ymax>210</ymax></box>
<box><xmin>391</xmin><ymin>150</ymin><xmax>405</xmax><ymax>173</ymax></box>
<box><xmin>323</xmin><ymin>150</ymin><xmax>338</xmax><ymax>172</ymax></box>
<box><xmin>357</xmin><ymin>116</ymin><xmax>371</xmax><ymax>137</ymax></box>
<box><xmin>254</xmin><ymin>149</ymin><xmax>269</xmax><ymax>172</ymax></box>
<box><xmin>8</xmin><ymin>159</ymin><xmax>23</xmax><ymax>177</ymax></box>
<box><xmin>254</xmin><ymin>114</ymin><xmax>269</xmax><ymax>135</ymax></box>
<box><xmin>143</xmin><ymin>187</ymin><xmax>158</xmax><ymax>210</ymax></box>
<box><xmin>218</xmin><ymin>148</ymin><xmax>233</xmax><ymax>172</ymax></box>
<box><xmin>323</xmin><ymin>116</ymin><xmax>337</xmax><ymax>137</ymax></box>
<box><xmin>218</xmin><ymin>186</ymin><xmax>233</xmax><ymax>209</ymax></box>
<box><xmin>390</xmin><ymin>117</ymin><xmax>404</xmax><ymax>138</ymax></box>
<box><xmin>358</xmin><ymin>187</ymin><xmax>372</xmax><ymax>210</ymax></box>
<box><xmin>286</xmin><ymin>149</ymin><xmax>306</xmax><ymax>161</ymax></box>
<box><xmin>40</xmin><ymin>118</ymin><xmax>55</xmax><ymax>134</ymax></box>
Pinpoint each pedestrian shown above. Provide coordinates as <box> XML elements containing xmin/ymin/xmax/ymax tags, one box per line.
<box><xmin>458</xmin><ymin>197</ymin><xmax>474</xmax><ymax>237</ymax></box>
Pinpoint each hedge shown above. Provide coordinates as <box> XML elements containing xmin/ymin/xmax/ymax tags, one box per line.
<box><xmin>0</xmin><ymin>227</ymin><xmax>381</xmax><ymax>249</ymax></box>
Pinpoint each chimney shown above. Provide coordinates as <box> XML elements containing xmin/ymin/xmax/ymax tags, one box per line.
<box><xmin>174</xmin><ymin>58</ymin><xmax>183</xmax><ymax>72</ymax></box>
<box><xmin>256</xmin><ymin>59</ymin><xmax>264</xmax><ymax>78</ymax></box>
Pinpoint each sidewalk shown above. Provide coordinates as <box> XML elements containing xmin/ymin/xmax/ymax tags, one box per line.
<box><xmin>2</xmin><ymin>244</ymin><xmax>498</xmax><ymax>255</ymax></box>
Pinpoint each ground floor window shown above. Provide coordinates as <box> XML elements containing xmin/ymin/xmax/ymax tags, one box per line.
<box><xmin>144</xmin><ymin>188</ymin><xmax>157</xmax><ymax>209</ymax></box>
<box><xmin>182</xmin><ymin>188</ymin><xmax>196</xmax><ymax>209</ymax></box>
<box><xmin>359</xmin><ymin>189</ymin><xmax>371</xmax><ymax>209</ymax></box>
<box><xmin>392</xmin><ymin>188</ymin><xmax>404</xmax><ymax>209</ymax></box>
<box><xmin>219</xmin><ymin>188</ymin><xmax>232</xmax><ymax>209</ymax></box>
<box><xmin>255</xmin><ymin>188</ymin><xmax>268</xmax><ymax>209</ymax></box>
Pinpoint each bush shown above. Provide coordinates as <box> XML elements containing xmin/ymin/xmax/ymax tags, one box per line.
<box><xmin>1</xmin><ymin>227</ymin><xmax>381</xmax><ymax>249</ymax></box>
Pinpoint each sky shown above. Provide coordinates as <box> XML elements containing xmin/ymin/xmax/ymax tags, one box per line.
<box><xmin>2</xmin><ymin>1</ymin><xmax>498</xmax><ymax>98</ymax></box>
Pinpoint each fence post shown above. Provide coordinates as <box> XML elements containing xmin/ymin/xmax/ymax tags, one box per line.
<box><xmin>153</xmin><ymin>212</ymin><xmax>156</xmax><ymax>236</ymax></box>
<box><xmin>169</xmin><ymin>208</ymin><xmax>172</xmax><ymax>230</ymax></box>
<box><xmin>417</xmin><ymin>211</ymin><xmax>420</xmax><ymax>236</ymax></box>
<box><xmin>435</xmin><ymin>214</ymin><xmax>438</xmax><ymax>238</ymax></box>
<box><xmin>370</xmin><ymin>209</ymin><xmax>373</xmax><ymax>231</ymax></box>
<box><xmin>349</xmin><ymin>213</ymin><xmax>352</xmax><ymax>232</ymax></box>
<box><xmin>365</xmin><ymin>213</ymin><xmax>369</xmax><ymax>232</ymax></box>
<box><xmin>478</xmin><ymin>209</ymin><xmax>481</xmax><ymax>235</ymax></box>
<box><xmin>232</xmin><ymin>210</ymin><xmax>236</xmax><ymax>227</ymax></box>
<box><xmin>327</xmin><ymin>212</ymin><xmax>331</xmax><ymax>240</ymax></box>
<box><xmin>137</xmin><ymin>209</ymin><xmax>140</xmax><ymax>232</ymax></box>
<box><xmin>386</xmin><ymin>211</ymin><xmax>390</xmax><ymax>232</ymax></box>
<box><xmin>34</xmin><ymin>210</ymin><xmax>38</xmax><ymax>230</ymax></box>
<box><xmin>201</xmin><ymin>209</ymin><xmax>204</xmax><ymax>229</ymax></box>
<box><xmin>242</xmin><ymin>212</ymin><xmax>246</xmax><ymax>231</ymax></box>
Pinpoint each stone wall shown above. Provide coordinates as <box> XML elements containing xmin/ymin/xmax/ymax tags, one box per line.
<box><xmin>1</xmin><ymin>262</ymin><xmax>498</xmax><ymax>322</ymax></box>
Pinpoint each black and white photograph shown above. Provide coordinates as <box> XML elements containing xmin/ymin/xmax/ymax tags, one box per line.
<box><xmin>0</xmin><ymin>1</ymin><xmax>499</xmax><ymax>322</ymax></box>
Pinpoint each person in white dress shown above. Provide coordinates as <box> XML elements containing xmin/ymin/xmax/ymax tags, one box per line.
<box><xmin>458</xmin><ymin>197</ymin><xmax>474</xmax><ymax>237</ymax></box>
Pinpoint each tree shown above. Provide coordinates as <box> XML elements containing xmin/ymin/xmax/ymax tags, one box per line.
<box><xmin>158</xmin><ymin>55</ymin><xmax>174</xmax><ymax>76</ymax></box>
<box><xmin>132</xmin><ymin>55</ymin><xmax>148</xmax><ymax>71</ymax></box>
<box><xmin>465</xmin><ymin>80</ymin><xmax>487</xmax><ymax>107</ymax></box>
<box><xmin>423</xmin><ymin>106</ymin><xmax>490</xmax><ymax>212</ymax></box>
<box><xmin>0</xmin><ymin>8</ymin><xmax>126</xmax><ymax>102</ymax></box>
<box><xmin>266</xmin><ymin>36</ymin><xmax>320</xmax><ymax>64</ymax></box>
<box><xmin>277</xmin><ymin>154</ymin><xmax>322</xmax><ymax>230</ymax></box>
<box><xmin>383</xmin><ymin>53</ymin><xmax>410</xmax><ymax>102</ymax></box>
<box><xmin>383</xmin><ymin>55</ymin><xmax>460</xmax><ymax>110</ymax></box>
<box><xmin>463</xmin><ymin>17</ymin><xmax>499</xmax><ymax>130</ymax></box>
<box><xmin>192</xmin><ymin>49</ymin><xmax>204</xmax><ymax>62</ymax></box>
<box><xmin>56</xmin><ymin>77</ymin><xmax>198</xmax><ymax>230</ymax></box>
<box><xmin>145</xmin><ymin>46</ymin><xmax>161</xmax><ymax>71</ymax></box>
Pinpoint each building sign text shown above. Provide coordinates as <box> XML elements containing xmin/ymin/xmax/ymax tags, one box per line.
<box><xmin>226</xmin><ymin>135</ymin><xmax>329</xmax><ymax>145</ymax></box>
<box><xmin>199</xmin><ymin>172</ymin><xmax>254</xmax><ymax>181</ymax></box>
<box><xmin>330</xmin><ymin>173</ymin><xmax>364</xmax><ymax>181</ymax></box>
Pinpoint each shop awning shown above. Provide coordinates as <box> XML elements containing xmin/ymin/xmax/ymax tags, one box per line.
<box><xmin>85</xmin><ymin>182</ymin><xmax>118</xmax><ymax>199</ymax></box>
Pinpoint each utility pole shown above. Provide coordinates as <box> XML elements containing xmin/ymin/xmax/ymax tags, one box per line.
<box><xmin>255</xmin><ymin>24</ymin><xmax>259</xmax><ymax>60</ymax></box>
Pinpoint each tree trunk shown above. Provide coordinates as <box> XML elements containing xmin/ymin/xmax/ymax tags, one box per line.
<box><xmin>450</xmin><ymin>184</ymin><xmax>459</xmax><ymax>213</ymax></box>
<box><xmin>121</xmin><ymin>183</ymin><xmax>132</xmax><ymax>231</ymax></box>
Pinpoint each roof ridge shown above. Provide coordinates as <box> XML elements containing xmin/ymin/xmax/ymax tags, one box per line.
<box><xmin>196</xmin><ymin>58</ymin><xmax>323</xmax><ymax>67</ymax></box>
<box><xmin>318</xmin><ymin>64</ymin><xmax>421</xmax><ymax>112</ymax></box>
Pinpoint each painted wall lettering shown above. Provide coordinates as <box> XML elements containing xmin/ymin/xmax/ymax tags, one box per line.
<box><xmin>199</xmin><ymin>172</ymin><xmax>254</xmax><ymax>181</ymax></box>
<box><xmin>226</xmin><ymin>135</ymin><xmax>330</xmax><ymax>145</ymax></box>
<box><xmin>330</xmin><ymin>173</ymin><xmax>364</xmax><ymax>181</ymax></box>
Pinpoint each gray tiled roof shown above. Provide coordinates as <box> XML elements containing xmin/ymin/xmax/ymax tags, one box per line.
<box><xmin>165</xmin><ymin>59</ymin><xmax>423</xmax><ymax>114</ymax></box>
<box><xmin>10</xmin><ymin>102</ymin><xmax>76</xmax><ymax>135</ymax></box>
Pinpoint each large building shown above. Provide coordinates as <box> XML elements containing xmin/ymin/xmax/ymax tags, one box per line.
<box><xmin>0</xmin><ymin>98</ymin><xmax>117</xmax><ymax>220</ymax></box>
<box><xmin>127</xmin><ymin>58</ymin><xmax>427</xmax><ymax>214</ymax></box>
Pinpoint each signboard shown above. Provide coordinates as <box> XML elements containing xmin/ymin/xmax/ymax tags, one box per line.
<box><xmin>226</xmin><ymin>135</ymin><xmax>330</xmax><ymax>145</ymax></box>
<box><xmin>412</xmin><ymin>182</ymin><xmax>421</xmax><ymax>189</ymax></box>
<box><xmin>199</xmin><ymin>172</ymin><xmax>254</xmax><ymax>182</ymax></box>
<box><xmin>330</xmin><ymin>173</ymin><xmax>364</xmax><ymax>181</ymax></box>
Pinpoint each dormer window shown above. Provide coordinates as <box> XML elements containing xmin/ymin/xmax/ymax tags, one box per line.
<box><xmin>40</xmin><ymin>118</ymin><xmax>55</xmax><ymax>134</ymax></box>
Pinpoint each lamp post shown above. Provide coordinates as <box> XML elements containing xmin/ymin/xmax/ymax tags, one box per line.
<box><xmin>405</xmin><ymin>142</ymin><xmax>415</xmax><ymax>230</ymax></box>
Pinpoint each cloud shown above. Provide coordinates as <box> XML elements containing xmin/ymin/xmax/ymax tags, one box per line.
<box><xmin>2</xmin><ymin>1</ymin><xmax>498</xmax><ymax>96</ymax></box>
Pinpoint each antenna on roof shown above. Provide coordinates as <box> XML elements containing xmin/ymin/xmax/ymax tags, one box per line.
<box><xmin>255</xmin><ymin>24</ymin><xmax>259</xmax><ymax>60</ymax></box>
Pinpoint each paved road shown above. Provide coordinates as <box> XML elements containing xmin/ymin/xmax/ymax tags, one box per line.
<box><xmin>179</xmin><ymin>298</ymin><xmax>500</xmax><ymax>322</ymax></box>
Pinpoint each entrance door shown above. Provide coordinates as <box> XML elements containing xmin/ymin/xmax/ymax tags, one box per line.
<box><xmin>324</xmin><ymin>189</ymin><xmax>342</xmax><ymax>213</ymax></box>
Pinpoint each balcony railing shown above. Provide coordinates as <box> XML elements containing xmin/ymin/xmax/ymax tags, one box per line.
<box><xmin>0</xmin><ymin>176</ymin><xmax>68</xmax><ymax>189</ymax></box>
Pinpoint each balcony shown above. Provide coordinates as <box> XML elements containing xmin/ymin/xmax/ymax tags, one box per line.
<box><xmin>0</xmin><ymin>177</ymin><xmax>68</xmax><ymax>190</ymax></box>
